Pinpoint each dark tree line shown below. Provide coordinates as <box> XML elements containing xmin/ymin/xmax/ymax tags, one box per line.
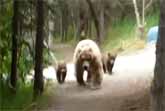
<box><xmin>10</xmin><ymin>0</ymin><xmax>45</xmax><ymax>97</ymax></box>
<box><xmin>151</xmin><ymin>0</ymin><xmax>165</xmax><ymax>110</ymax></box>
<box><xmin>1</xmin><ymin>0</ymin><xmax>158</xmax><ymax>46</ymax></box>
<box><xmin>10</xmin><ymin>0</ymin><xmax>19</xmax><ymax>92</ymax></box>
<box><xmin>86</xmin><ymin>0</ymin><xmax>102</xmax><ymax>44</ymax></box>
<box><xmin>33</xmin><ymin>0</ymin><xmax>44</xmax><ymax>97</ymax></box>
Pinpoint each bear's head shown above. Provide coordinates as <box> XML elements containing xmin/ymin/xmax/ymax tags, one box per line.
<box><xmin>79</xmin><ymin>48</ymin><xmax>95</xmax><ymax>71</ymax></box>
<box><xmin>56</xmin><ymin>61</ymin><xmax>67</xmax><ymax>84</ymax></box>
<box><xmin>106</xmin><ymin>52</ymin><xmax>117</xmax><ymax>74</ymax></box>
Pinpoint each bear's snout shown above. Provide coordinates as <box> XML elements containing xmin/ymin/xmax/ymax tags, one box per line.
<box><xmin>83</xmin><ymin>61</ymin><xmax>90</xmax><ymax>71</ymax></box>
<box><xmin>61</xmin><ymin>68</ymin><xmax>66</xmax><ymax>73</ymax></box>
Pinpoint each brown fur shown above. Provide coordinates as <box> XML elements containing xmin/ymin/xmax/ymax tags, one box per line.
<box><xmin>56</xmin><ymin>61</ymin><xmax>67</xmax><ymax>84</ymax></box>
<box><xmin>102</xmin><ymin>52</ymin><xmax>117</xmax><ymax>74</ymax></box>
<box><xmin>73</xmin><ymin>39</ymin><xmax>103</xmax><ymax>89</ymax></box>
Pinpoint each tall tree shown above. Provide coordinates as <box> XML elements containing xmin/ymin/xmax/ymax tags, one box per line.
<box><xmin>10</xmin><ymin>0</ymin><xmax>19</xmax><ymax>92</ymax></box>
<box><xmin>151</xmin><ymin>0</ymin><xmax>165</xmax><ymax>110</ymax></box>
<box><xmin>99</xmin><ymin>0</ymin><xmax>105</xmax><ymax>41</ymax></box>
<box><xmin>132</xmin><ymin>0</ymin><xmax>153</xmax><ymax>39</ymax></box>
<box><xmin>86</xmin><ymin>0</ymin><xmax>101</xmax><ymax>44</ymax></box>
<box><xmin>79</xmin><ymin>7</ymin><xmax>88</xmax><ymax>40</ymax></box>
<box><xmin>33</xmin><ymin>0</ymin><xmax>44</xmax><ymax>97</ymax></box>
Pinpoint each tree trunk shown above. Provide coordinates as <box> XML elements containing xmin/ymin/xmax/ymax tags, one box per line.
<box><xmin>132</xmin><ymin>0</ymin><xmax>140</xmax><ymax>27</ymax></box>
<box><xmin>151</xmin><ymin>0</ymin><xmax>165</xmax><ymax>110</ymax></box>
<box><xmin>132</xmin><ymin>0</ymin><xmax>145</xmax><ymax>39</ymax></box>
<box><xmin>10</xmin><ymin>0</ymin><xmax>19</xmax><ymax>92</ymax></box>
<box><xmin>79</xmin><ymin>8</ymin><xmax>87</xmax><ymax>40</ymax></box>
<box><xmin>86</xmin><ymin>0</ymin><xmax>101</xmax><ymax>44</ymax></box>
<box><xmin>99</xmin><ymin>0</ymin><xmax>104</xmax><ymax>40</ymax></box>
<box><xmin>33</xmin><ymin>0</ymin><xmax>44</xmax><ymax>98</ymax></box>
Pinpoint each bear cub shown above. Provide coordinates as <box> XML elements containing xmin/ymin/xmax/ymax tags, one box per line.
<box><xmin>56</xmin><ymin>61</ymin><xmax>67</xmax><ymax>84</ymax></box>
<box><xmin>102</xmin><ymin>52</ymin><xmax>117</xmax><ymax>74</ymax></box>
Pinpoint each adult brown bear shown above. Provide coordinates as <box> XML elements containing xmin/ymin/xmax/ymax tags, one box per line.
<box><xmin>102</xmin><ymin>52</ymin><xmax>117</xmax><ymax>74</ymax></box>
<box><xmin>56</xmin><ymin>61</ymin><xmax>67</xmax><ymax>84</ymax></box>
<box><xmin>73</xmin><ymin>39</ymin><xmax>103</xmax><ymax>89</ymax></box>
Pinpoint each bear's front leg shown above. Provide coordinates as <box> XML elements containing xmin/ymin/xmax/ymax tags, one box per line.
<box><xmin>86</xmin><ymin>70</ymin><xmax>92</xmax><ymax>84</ymax></box>
<box><xmin>56</xmin><ymin>70</ymin><xmax>62</xmax><ymax>84</ymax></box>
<box><xmin>75</xmin><ymin>62</ymin><xmax>86</xmax><ymax>86</ymax></box>
<box><xmin>91</xmin><ymin>69</ymin><xmax>103</xmax><ymax>90</ymax></box>
<box><xmin>62</xmin><ymin>72</ymin><xmax>67</xmax><ymax>83</ymax></box>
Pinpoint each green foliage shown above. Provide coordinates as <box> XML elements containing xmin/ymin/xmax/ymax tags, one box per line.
<box><xmin>0</xmin><ymin>82</ymin><xmax>55</xmax><ymax>111</ymax></box>
<box><xmin>102</xmin><ymin>11</ymin><xmax>159</xmax><ymax>52</ymax></box>
<box><xmin>43</xmin><ymin>48</ymin><xmax>57</xmax><ymax>67</ymax></box>
<box><xmin>102</xmin><ymin>18</ymin><xmax>136</xmax><ymax>51</ymax></box>
<box><xmin>18</xmin><ymin>44</ymin><xmax>34</xmax><ymax>84</ymax></box>
<box><xmin>146</xmin><ymin>10</ymin><xmax>159</xmax><ymax>31</ymax></box>
<box><xmin>0</xmin><ymin>83</ymin><xmax>33</xmax><ymax>110</ymax></box>
<box><xmin>0</xmin><ymin>0</ymin><xmax>13</xmax><ymax>77</ymax></box>
<box><xmin>0</xmin><ymin>0</ymin><xmax>57</xmax><ymax>84</ymax></box>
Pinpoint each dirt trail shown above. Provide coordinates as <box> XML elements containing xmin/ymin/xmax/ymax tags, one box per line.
<box><xmin>40</xmin><ymin>43</ymin><xmax>155</xmax><ymax>111</ymax></box>
<box><xmin>52</xmin><ymin>43</ymin><xmax>74</xmax><ymax>63</ymax></box>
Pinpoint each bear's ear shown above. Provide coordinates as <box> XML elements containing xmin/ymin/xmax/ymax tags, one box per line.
<box><xmin>80</xmin><ymin>54</ymin><xmax>85</xmax><ymax>59</ymax></box>
<box><xmin>78</xmin><ymin>50</ymin><xmax>81</xmax><ymax>54</ymax></box>
<box><xmin>107</xmin><ymin>52</ymin><xmax>111</xmax><ymax>57</ymax></box>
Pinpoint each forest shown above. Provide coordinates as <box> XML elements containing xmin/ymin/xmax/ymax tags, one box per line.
<box><xmin>1</xmin><ymin>0</ymin><xmax>164</xmax><ymax>111</ymax></box>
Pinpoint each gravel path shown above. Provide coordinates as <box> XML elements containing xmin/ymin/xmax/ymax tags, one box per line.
<box><xmin>38</xmin><ymin>43</ymin><xmax>156</xmax><ymax>111</ymax></box>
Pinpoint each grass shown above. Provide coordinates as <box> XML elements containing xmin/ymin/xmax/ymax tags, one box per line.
<box><xmin>102</xmin><ymin>18</ymin><xmax>137</xmax><ymax>53</ymax></box>
<box><xmin>0</xmin><ymin>82</ymin><xmax>33</xmax><ymax>111</ymax></box>
<box><xmin>53</xmin><ymin>11</ymin><xmax>159</xmax><ymax>55</ymax></box>
<box><xmin>102</xmin><ymin>11</ymin><xmax>159</xmax><ymax>54</ymax></box>
<box><xmin>146</xmin><ymin>11</ymin><xmax>159</xmax><ymax>32</ymax></box>
<box><xmin>0</xmin><ymin>81</ymin><xmax>56</xmax><ymax>111</ymax></box>
<box><xmin>53</xmin><ymin>11</ymin><xmax>159</xmax><ymax>57</ymax></box>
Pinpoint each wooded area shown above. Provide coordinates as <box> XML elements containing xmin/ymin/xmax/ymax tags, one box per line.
<box><xmin>0</xmin><ymin>0</ymin><xmax>163</xmax><ymax>111</ymax></box>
